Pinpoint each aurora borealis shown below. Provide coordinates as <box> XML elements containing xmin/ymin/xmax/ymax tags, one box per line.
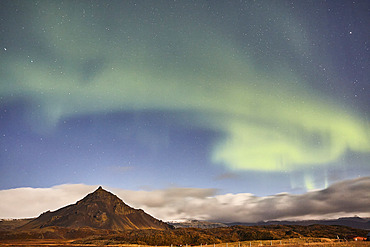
<box><xmin>1</xmin><ymin>1</ymin><xmax>369</xmax><ymax>221</ymax></box>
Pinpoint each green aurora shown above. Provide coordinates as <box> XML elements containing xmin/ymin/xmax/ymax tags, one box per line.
<box><xmin>1</xmin><ymin>1</ymin><xmax>369</xmax><ymax>193</ymax></box>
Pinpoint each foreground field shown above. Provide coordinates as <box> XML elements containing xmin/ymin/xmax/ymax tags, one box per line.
<box><xmin>1</xmin><ymin>224</ymin><xmax>368</xmax><ymax>246</ymax></box>
<box><xmin>1</xmin><ymin>238</ymin><xmax>369</xmax><ymax>247</ymax></box>
<box><xmin>2</xmin><ymin>225</ymin><xmax>368</xmax><ymax>244</ymax></box>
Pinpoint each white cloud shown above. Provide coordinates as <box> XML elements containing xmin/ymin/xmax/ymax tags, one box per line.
<box><xmin>0</xmin><ymin>184</ymin><xmax>96</xmax><ymax>219</ymax></box>
<box><xmin>1</xmin><ymin>177</ymin><xmax>369</xmax><ymax>222</ymax></box>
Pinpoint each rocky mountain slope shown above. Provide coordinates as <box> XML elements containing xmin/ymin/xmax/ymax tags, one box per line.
<box><xmin>19</xmin><ymin>186</ymin><xmax>172</xmax><ymax>231</ymax></box>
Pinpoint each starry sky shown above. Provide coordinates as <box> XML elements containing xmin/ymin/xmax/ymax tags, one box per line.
<box><xmin>1</xmin><ymin>1</ymin><xmax>370</xmax><ymax>221</ymax></box>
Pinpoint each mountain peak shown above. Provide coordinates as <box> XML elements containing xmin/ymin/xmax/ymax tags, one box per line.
<box><xmin>88</xmin><ymin>186</ymin><xmax>115</xmax><ymax>199</ymax></box>
<box><xmin>21</xmin><ymin>187</ymin><xmax>172</xmax><ymax>231</ymax></box>
<box><xmin>91</xmin><ymin>186</ymin><xmax>110</xmax><ymax>195</ymax></box>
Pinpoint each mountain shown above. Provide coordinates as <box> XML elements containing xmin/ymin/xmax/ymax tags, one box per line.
<box><xmin>0</xmin><ymin>218</ymin><xmax>33</xmax><ymax>231</ymax></box>
<box><xmin>20</xmin><ymin>186</ymin><xmax>172</xmax><ymax>231</ymax></box>
<box><xmin>227</xmin><ymin>216</ymin><xmax>370</xmax><ymax>230</ymax></box>
<box><xmin>168</xmin><ymin>220</ymin><xmax>228</xmax><ymax>229</ymax></box>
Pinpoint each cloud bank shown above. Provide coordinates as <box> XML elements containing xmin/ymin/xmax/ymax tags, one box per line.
<box><xmin>1</xmin><ymin>177</ymin><xmax>369</xmax><ymax>222</ymax></box>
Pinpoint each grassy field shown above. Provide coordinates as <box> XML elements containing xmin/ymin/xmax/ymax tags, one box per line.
<box><xmin>1</xmin><ymin>238</ymin><xmax>369</xmax><ymax>246</ymax></box>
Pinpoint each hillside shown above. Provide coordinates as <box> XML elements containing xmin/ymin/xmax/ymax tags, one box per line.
<box><xmin>0</xmin><ymin>219</ymin><xmax>33</xmax><ymax>231</ymax></box>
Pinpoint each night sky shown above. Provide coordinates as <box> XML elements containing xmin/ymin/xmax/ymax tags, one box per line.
<box><xmin>1</xmin><ymin>1</ymin><xmax>370</xmax><ymax>221</ymax></box>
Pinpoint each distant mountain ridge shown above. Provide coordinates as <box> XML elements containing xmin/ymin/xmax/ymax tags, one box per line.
<box><xmin>19</xmin><ymin>186</ymin><xmax>172</xmax><ymax>231</ymax></box>
<box><xmin>168</xmin><ymin>219</ymin><xmax>228</xmax><ymax>229</ymax></box>
<box><xmin>226</xmin><ymin>216</ymin><xmax>370</xmax><ymax>230</ymax></box>
<box><xmin>167</xmin><ymin>217</ymin><xmax>370</xmax><ymax>230</ymax></box>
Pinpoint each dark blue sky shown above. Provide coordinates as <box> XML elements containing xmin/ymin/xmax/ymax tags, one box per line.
<box><xmin>1</xmin><ymin>0</ymin><xmax>369</xmax><ymax>200</ymax></box>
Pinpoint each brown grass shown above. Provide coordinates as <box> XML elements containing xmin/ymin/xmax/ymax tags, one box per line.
<box><xmin>1</xmin><ymin>238</ymin><xmax>369</xmax><ymax>247</ymax></box>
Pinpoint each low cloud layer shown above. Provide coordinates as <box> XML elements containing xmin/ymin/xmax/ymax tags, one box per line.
<box><xmin>1</xmin><ymin>177</ymin><xmax>369</xmax><ymax>222</ymax></box>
